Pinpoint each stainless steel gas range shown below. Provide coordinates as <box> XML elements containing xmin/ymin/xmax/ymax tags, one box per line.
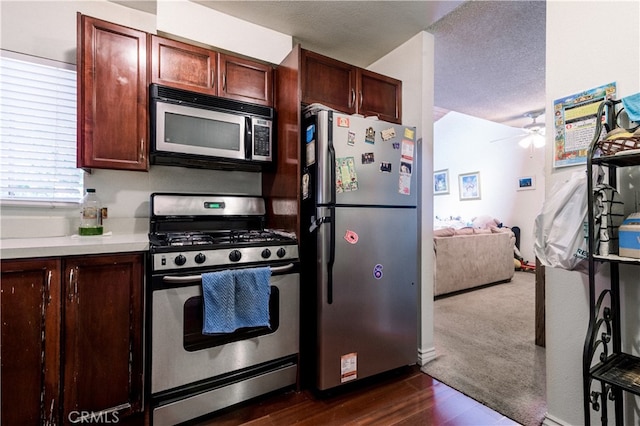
<box><xmin>146</xmin><ymin>193</ymin><xmax>299</xmax><ymax>425</ymax></box>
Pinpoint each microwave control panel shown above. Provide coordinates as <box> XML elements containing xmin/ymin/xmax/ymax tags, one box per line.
<box><xmin>253</xmin><ymin>119</ymin><xmax>272</xmax><ymax>161</ymax></box>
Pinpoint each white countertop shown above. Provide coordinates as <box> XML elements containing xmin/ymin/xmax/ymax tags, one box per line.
<box><xmin>0</xmin><ymin>233</ymin><xmax>149</xmax><ymax>260</ymax></box>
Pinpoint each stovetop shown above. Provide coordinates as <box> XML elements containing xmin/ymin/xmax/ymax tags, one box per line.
<box><xmin>149</xmin><ymin>229</ymin><xmax>297</xmax><ymax>248</ymax></box>
<box><xmin>148</xmin><ymin>193</ymin><xmax>298</xmax><ymax>272</ymax></box>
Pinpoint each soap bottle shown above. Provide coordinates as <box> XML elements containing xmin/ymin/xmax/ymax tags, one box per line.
<box><xmin>79</xmin><ymin>188</ymin><xmax>103</xmax><ymax>236</ymax></box>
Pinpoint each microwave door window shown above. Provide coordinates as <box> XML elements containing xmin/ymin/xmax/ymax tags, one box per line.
<box><xmin>163</xmin><ymin>111</ymin><xmax>244</xmax><ymax>159</ymax></box>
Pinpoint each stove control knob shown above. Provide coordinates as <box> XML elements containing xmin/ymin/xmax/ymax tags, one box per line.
<box><xmin>174</xmin><ymin>254</ymin><xmax>187</xmax><ymax>266</ymax></box>
<box><xmin>229</xmin><ymin>250</ymin><xmax>242</xmax><ymax>262</ymax></box>
<box><xmin>194</xmin><ymin>253</ymin><xmax>206</xmax><ymax>264</ymax></box>
<box><xmin>261</xmin><ymin>248</ymin><xmax>272</xmax><ymax>259</ymax></box>
<box><xmin>276</xmin><ymin>248</ymin><xmax>286</xmax><ymax>258</ymax></box>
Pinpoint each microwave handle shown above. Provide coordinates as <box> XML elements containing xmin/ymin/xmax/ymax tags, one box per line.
<box><xmin>245</xmin><ymin>116</ymin><xmax>253</xmax><ymax>160</ymax></box>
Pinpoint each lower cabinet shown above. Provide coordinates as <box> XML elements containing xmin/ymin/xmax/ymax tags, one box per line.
<box><xmin>1</xmin><ymin>253</ymin><xmax>144</xmax><ymax>425</ymax></box>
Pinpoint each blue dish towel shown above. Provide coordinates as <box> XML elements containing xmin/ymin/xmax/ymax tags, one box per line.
<box><xmin>201</xmin><ymin>267</ymin><xmax>271</xmax><ymax>334</ymax></box>
<box><xmin>233</xmin><ymin>267</ymin><xmax>271</xmax><ymax>329</ymax></box>
<box><xmin>202</xmin><ymin>269</ymin><xmax>236</xmax><ymax>334</ymax></box>
<box><xmin>621</xmin><ymin>92</ymin><xmax>640</xmax><ymax>122</ymax></box>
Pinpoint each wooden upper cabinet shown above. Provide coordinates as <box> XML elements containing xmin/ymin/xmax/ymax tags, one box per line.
<box><xmin>1</xmin><ymin>259</ymin><xmax>61</xmax><ymax>426</ymax></box>
<box><xmin>301</xmin><ymin>49</ymin><xmax>356</xmax><ymax>114</ymax></box>
<box><xmin>219</xmin><ymin>53</ymin><xmax>274</xmax><ymax>106</ymax></box>
<box><xmin>77</xmin><ymin>14</ymin><xmax>148</xmax><ymax>171</ymax></box>
<box><xmin>358</xmin><ymin>69</ymin><xmax>402</xmax><ymax>124</ymax></box>
<box><xmin>300</xmin><ymin>49</ymin><xmax>402</xmax><ymax>123</ymax></box>
<box><xmin>150</xmin><ymin>35</ymin><xmax>217</xmax><ymax>95</ymax></box>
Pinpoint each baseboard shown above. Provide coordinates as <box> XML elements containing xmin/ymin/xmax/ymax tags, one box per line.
<box><xmin>542</xmin><ymin>413</ymin><xmax>569</xmax><ymax>426</ymax></box>
<box><xmin>417</xmin><ymin>346</ymin><xmax>436</xmax><ymax>366</ymax></box>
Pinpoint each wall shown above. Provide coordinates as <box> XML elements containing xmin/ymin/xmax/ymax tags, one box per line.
<box><xmin>545</xmin><ymin>1</ymin><xmax>640</xmax><ymax>425</ymax></box>
<box><xmin>0</xmin><ymin>0</ymin><xmax>292</xmax><ymax>238</ymax></box>
<box><xmin>434</xmin><ymin>111</ymin><xmax>546</xmax><ymax>262</ymax></box>
<box><xmin>368</xmin><ymin>32</ymin><xmax>436</xmax><ymax>365</ymax></box>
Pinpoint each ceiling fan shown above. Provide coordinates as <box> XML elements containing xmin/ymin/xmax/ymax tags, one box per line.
<box><xmin>490</xmin><ymin>109</ymin><xmax>546</xmax><ymax>148</ymax></box>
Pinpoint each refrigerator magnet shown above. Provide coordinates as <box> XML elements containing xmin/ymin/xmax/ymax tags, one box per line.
<box><xmin>401</xmin><ymin>140</ymin><xmax>414</xmax><ymax>160</ymax></box>
<box><xmin>399</xmin><ymin>174</ymin><xmax>412</xmax><ymax>195</ymax></box>
<box><xmin>381</xmin><ymin>127</ymin><xmax>396</xmax><ymax>141</ymax></box>
<box><xmin>344</xmin><ymin>230</ymin><xmax>359</xmax><ymax>244</ymax></box>
<box><xmin>302</xmin><ymin>173</ymin><xmax>310</xmax><ymax>200</ymax></box>
<box><xmin>336</xmin><ymin>156</ymin><xmax>359</xmax><ymax>192</ymax></box>
<box><xmin>404</xmin><ymin>127</ymin><xmax>415</xmax><ymax>140</ymax></box>
<box><xmin>400</xmin><ymin>161</ymin><xmax>412</xmax><ymax>175</ymax></box>
<box><xmin>365</xmin><ymin>127</ymin><xmax>376</xmax><ymax>144</ymax></box>
<box><xmin>361</xmin><ymin>152</ymin><xmax>374</xmax><ymax>164</ymax></box>
<box><xmin>337</xmin><ymin>116</ymin><xmax>350</xmax><ymax>127</ymax></box>
<box><xmin>392</xmin><ymin>142</ymin><xmax>400</xmax><ymax>150</ymax></box>
<box><xmin>379</xmin><ymin>162</ymin><xmax>392</xmax><ymax>173</ymax></box>
<box><xmin>373</xmin><ymin>264</ymin><xmax>383</xmax><ymax>279</ymax></box>
<box><xmin>306</xmin><ymin>140</ymin><xmax>316</xmax><ymax>166</ymax></box>
<box><xmin>348</xmin><ymin>131</ymin><xmax>356</xmax><ymax>146</ymax></box>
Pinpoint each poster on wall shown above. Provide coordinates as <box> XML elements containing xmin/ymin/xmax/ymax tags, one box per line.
<box><xmin>553</xmin><ymin>82</ymin><xmax>616</xmax><ymax>168</ymax></box>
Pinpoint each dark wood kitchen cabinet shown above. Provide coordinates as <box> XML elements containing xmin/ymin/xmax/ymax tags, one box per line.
<box><xmin>0</xmin><ymin>253</ymin><xmax>144</xmax><ymax>425</ymax></box>
<box><xmin>1</xmin><ymin>258</ymin><xmax>61</xmax><ymax>426</ymax></box>
<box><xmin>150</xmin><ymin>35</ymin><xmax>274</xmax><ymax>106</ymax></box>
<box><xmin>300</xmin><ymin>49</ymin><xmax>402</xmax><ymax>123</ymax></box>
<box><xmin>218</xmin><ymin>53</ymin><xmax>274</xmax><ymax>106</ymax></box>
<box><xmin>62</xmin><ymin>253</ymin><xmax>144</xmax><ymax>423</ymax></box>
<box><xmin>263</xmin><ymin>45</ymin><xmax>403</xmax><ymax>237</ymax></box>
<box><xmin>150</xmin><ymin>35</ymin><xmax>218</xmax><ymax>95</ymax></box>
<box><xmin>77</xmin><ymin>14</ymin><xmax>148</xmax><ymax>171</ymax></box>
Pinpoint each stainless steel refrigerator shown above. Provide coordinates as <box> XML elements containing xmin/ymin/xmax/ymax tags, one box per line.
<box><xmin>300</xmin><ymin>105</ymin><xmax>418</xmax><ymax>391</ymax></box>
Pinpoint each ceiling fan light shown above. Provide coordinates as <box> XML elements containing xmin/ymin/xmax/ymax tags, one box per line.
<box><xmin>519</xmin><ymin>136</ymin><xmax>533</xmax><ymax>148</ymax></box>
<box><xmin>532</xmin><ymin>134</ymin><xmax>546</xmax><ymax>148</ymax></box>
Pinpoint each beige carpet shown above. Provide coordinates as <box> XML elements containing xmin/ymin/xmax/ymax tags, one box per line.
<box><xmin>421</xmin><ymin>272</ymin><xmax>547</xmax><ymax>426</ymax></box>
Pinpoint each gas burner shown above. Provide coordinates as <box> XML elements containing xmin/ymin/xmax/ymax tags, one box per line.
<box><xmin>165</xmin><ymin>232</ymin><xmax>215</xmax><ymax>246</ymax></box>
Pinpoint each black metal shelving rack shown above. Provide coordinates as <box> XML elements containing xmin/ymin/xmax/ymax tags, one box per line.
<box><xmin>583</xmin><ymin>99</ymin><xmax>640</xmax><ymax>425</ymax></box>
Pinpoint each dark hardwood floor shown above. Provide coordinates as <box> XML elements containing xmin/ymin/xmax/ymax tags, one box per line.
<box><xmin>193</xmin><ymin>366</ymin><xmax>519</xmax><ymax>425</ymax></box>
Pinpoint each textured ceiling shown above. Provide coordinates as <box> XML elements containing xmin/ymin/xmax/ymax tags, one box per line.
<box><xmin>113</xmin><ymin>0</ymin><xmax>546</xmax><ymax>129</ymax></box>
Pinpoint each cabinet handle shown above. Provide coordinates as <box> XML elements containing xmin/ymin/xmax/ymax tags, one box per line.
<box><xmin>68</xmin><ymin>268</ymin><xmax>75</xmax><ymax>301</ymax></box>
<box><xmin>46</xmin><ymin>270</ymin><xmax>52</xmax><ymax>304</ymax></box>
<box><xmin>212</xmin><ymin>70</ymin><xmax>215</xmax><ymax>89</ymax></box>
<box><xmin>139</xmin><ymin>139</ymin><xmax>145</xmax><ymax>162</ymax></box>
<box><xmin>46</xmin><ymin>399</ymin><xmax>55</xmax><ymax>426</ymax></box>
<box><xmin>359</xmin><ymin>91</ymin><xmax>363</xmax><ymax>109</ymax></box>
<box><xmin>223</xmin><ymin>73</ymin><xmax>227</xmax><ymax>92</ymax></box>
<box><xmin>350</xmin><ymin>89</ymin><xmax>355</xmax><ymax>108</ymax></box>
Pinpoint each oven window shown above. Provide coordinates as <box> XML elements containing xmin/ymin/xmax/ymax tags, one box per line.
<box><xmin>183</xmin><ymin>287</ymin><xmax>280</xmax><ymax>351</ymax></box>
<box><xmin>165</xmin><ymin>112</ymin><xmax>241</xmax><ymax>151</ymax></box>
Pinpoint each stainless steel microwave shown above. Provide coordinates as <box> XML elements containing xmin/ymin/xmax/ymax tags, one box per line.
<box><xmin>150</xmin><ymin>84</ymin><xmax>274</xmax><ymax>171</ymax></box>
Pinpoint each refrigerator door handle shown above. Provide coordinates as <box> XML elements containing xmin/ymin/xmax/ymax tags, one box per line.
<box><xmin>327</xmin><ymin>113</ymin><xmax>336</xmax><ymax>205</ymax></box>
<box><xmin>316</xmin><ymin>207</ymin><xmax>335</xmax><ymax>305</ymax></box>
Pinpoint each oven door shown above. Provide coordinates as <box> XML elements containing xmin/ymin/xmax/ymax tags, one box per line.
<box><xmin>150</xmin><ymin>264</ymin><xmax>299</xmax><ymax>395</ymax></box>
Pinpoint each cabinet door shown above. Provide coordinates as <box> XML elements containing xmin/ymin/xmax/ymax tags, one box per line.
<box><xmin>301</xmin><ymin>50</ymin><xmax>356</xmax><ymax>114</ymax></box>
<box><xmin>77</xmin><ymin>14</ymin><xmax>148</xmax><ymax>171</ymax></box>
<box><xmin>218</xmin><ymin>54</ymin><xmax>274</xmax><ymax>106</ymax></box>
<box><xmin>357</xmin><ymin>69</ymin><xmax>402</xmax><ymax>124</ymax></box>
<box><xmin>1</xmin><ymin>259</ymin><xmax>61</xmax><ymax>426</ymax></box>
<box><xmin>150</xmin><ymin>35</ymin><xmax>217</xmax><ymax>95</ymax></box>
<box><xmin>62</xmin><ymin>253</ymin><xmax>143</xmax><ymax>422</ymax></box>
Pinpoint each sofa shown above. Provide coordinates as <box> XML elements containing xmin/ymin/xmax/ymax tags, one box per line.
<box><xmin>433</xmin><ymin>227</ymin><xmax>515</xmax><ymax>297</ymax></box>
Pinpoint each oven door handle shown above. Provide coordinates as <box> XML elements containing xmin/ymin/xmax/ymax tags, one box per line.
<box><xmin>161</xmin><ymin>263</ymin><xmax>296</xmax><ymax>283</ymax></box>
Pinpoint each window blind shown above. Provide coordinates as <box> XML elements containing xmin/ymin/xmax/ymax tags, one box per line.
<box><xmin>0</xmin><ymin>51</ymin><xmax>83</xmax><ymax>204</ymax></box>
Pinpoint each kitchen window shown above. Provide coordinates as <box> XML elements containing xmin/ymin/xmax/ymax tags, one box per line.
<box><xmin>0</xmin><ymin>50</ymin><xmax>83</xmax><ymax>206</ymax></box>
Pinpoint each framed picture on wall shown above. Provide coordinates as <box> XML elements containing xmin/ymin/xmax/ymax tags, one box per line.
<box><xmin>517</xmin><ymin>175</ymin><xmax>536</xmax><ymax>191</ymax></box>
<box><xmin>459</xmin><ymin>172</ymin><xmax>481</xmax><ymax>200</ymax></box>
<box><xmin>434</xmin><ymin>169</ymin><xmax>449</xmax><ymax>195</ymax></box>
